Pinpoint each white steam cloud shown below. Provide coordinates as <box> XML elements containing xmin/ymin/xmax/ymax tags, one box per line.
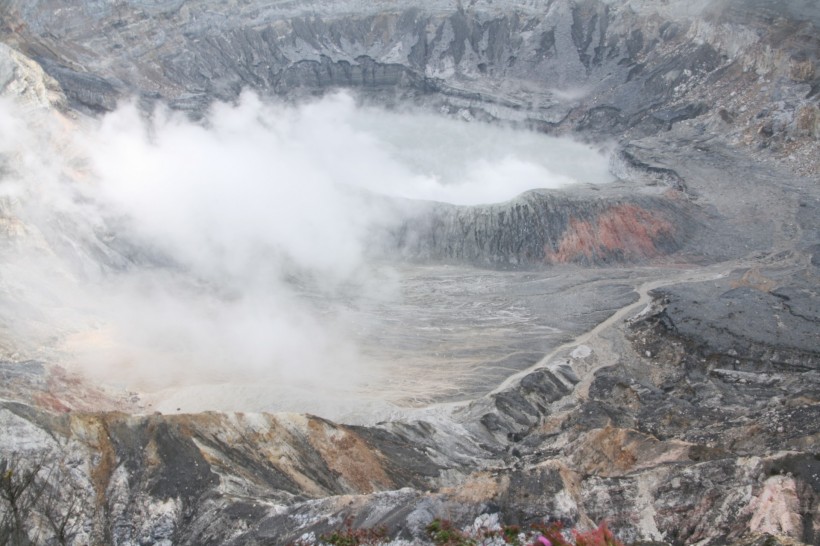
<box><xmin>0</xmin><ymin>90</ymin><xmax>612</xmax><ymax>415</ymax></box>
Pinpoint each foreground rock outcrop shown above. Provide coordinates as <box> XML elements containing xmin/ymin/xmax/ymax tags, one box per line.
<box><xmin>2</xmin><ymin>267</ymin><xmax>817</xmax><ymax>544</ymax></box>
<box><xmin>0</xmin><ymin>1</ymin><xmax>818</xmax><ymax>545</ymax></box>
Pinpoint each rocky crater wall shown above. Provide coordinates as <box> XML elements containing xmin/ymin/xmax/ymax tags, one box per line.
<box><xmin>0</xmin><ymin>1</ymin><xmax>818</xmax><ymax>546</ymax></box>
<box><xmin>389</xmin><ymin>191</ymin><xmax>698</xmax><ymax>266</ymax></box>
<box><xmin>1</xmin><ymin>0</ymin><xmax>816</xmax><ymax>151</ymax></box>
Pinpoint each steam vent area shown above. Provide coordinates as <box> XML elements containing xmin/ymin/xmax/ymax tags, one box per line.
<box><xmin>0</xmin><ymin>0</ymin><xmax>818</xmax><ymax>545</ymax></box>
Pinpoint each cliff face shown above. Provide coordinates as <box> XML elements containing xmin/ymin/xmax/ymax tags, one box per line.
<box><xmin>0</xmin><ymin>1</ymin><xmax>818</xmax><ymax>545</ymax></box>
<box><xmin>2</xmin><ymin>0</ymin><xmax>817</xmax><ymax>152</ymax></box>
<box><xmin>390</xmin><ymin>191</ymin><xmax>697</xmax><ymax>267</ymax></box>
<box><xmin>6</xmin><ymin>0</ymin><xmax>654</xmax><ymax>113</ymax></box>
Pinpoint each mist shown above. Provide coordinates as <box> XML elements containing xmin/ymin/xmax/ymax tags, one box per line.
<box><xmin>0</xmin><ymin>90</ymin><xmax>612</xmax><ymax>414</ymax></box>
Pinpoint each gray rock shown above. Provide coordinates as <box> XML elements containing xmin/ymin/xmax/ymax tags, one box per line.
<box><xmin>0</xmin><ymin>1</ymin><xmax>818</xmax><ymax>545</ymax></box>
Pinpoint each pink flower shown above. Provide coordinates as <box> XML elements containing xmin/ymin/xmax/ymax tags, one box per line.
<box><xmin>537</xmin><ymin>536</ymin><xmax>552</xmax><ymax>546</ymax></box>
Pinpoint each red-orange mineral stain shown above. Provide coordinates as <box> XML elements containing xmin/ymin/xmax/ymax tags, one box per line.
<box><xmin>546</xmin><ymin>204</ymin><xmax>675</xmax><ymax>264</ymax></box>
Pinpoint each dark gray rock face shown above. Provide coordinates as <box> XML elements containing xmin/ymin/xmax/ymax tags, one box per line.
<box><xmin>5</xmin><ymin>0</ymin><xmax>636</xmax><ymax>115</ymax></box>
<box><xmin>654</xmin><ymin>279</ymin><xmax>820</xmax><ymax>372</ymax></box>
<box><xmin>620</xmin><ymin>271</ymin><xmax>819</xmax><ymax>456</ymax></box>
<box><xmin>0</xmin><ymin>1</ymin><xmax>818</xmax><ymax>545</ymax></box>
<box><xmin>2</xmin><ymin>0</ymin><xmax>816</xmax><ymax>147</ymax></box>
<box><xmin>390</xmin><ymin>191</ymin><xmax>698</xmax><ymax>267</ymax></box>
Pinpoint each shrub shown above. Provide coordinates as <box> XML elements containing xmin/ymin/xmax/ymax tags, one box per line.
<box><xmin>319</xmin><ymin>517</ymin><xmax>388</xmax><ymax>546</ymax></box>
<box><xmin>425</xmin><ymin>518</ymin><xmax>624</xmax><ymax>546</ymax></box>
<box><xmin>529</xmin><ymin>521</ymin><xmax>574</xmax><ymax>546</ymax></box>
<box><xmin>1</xmin><ymin>454</ymin><xmax>80</xmax><ymax>546</ymax></box>
<box><xmin>294</xmin><ymin>516</ymin><xmax>625</xmax><ymax>546</ymax></box>
<box><xmin>572</xmin><ymin>522</ymin><xmax>623</xmax><ymax>546</ymax></box>
<box><xmin>426</xmin><ymin>518</ymin><xmax>476</xmax><ymax>545</ymax></box>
